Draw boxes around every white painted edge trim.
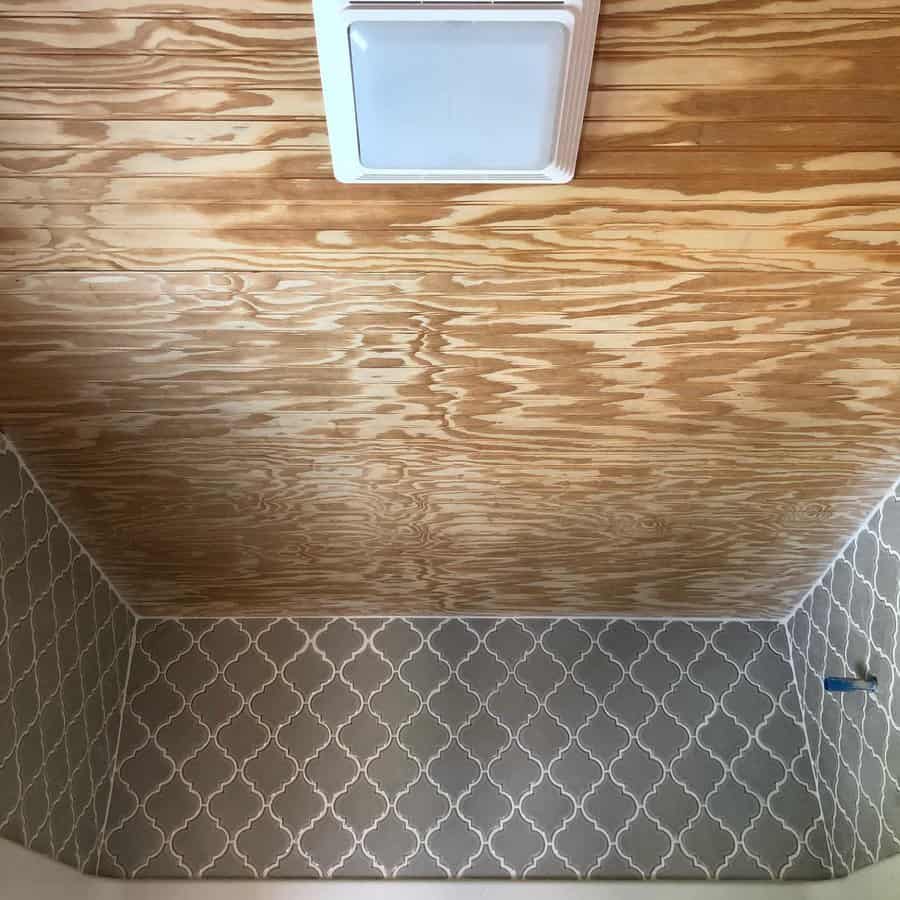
[5,838,900,900]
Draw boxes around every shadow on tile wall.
[0,436,135,873]
[789,480,900,875]
[101,617,829,880]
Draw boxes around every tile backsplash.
[788,480,900,875]
[101,616,828,880]
[0,437,135,872]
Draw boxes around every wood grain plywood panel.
[2,15,899,56]
[11,438,897,618]
[1,2,900,617]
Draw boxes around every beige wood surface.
[2,0,900,616]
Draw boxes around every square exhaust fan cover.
[313,0,601,183]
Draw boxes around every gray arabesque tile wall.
[789,481,900,875]
[0,437,135,873]
[2,433,899,882]
[100,618,829,879]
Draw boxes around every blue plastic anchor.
[823,676,878,693]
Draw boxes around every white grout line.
[0,434,138,620]
[782,620,835,878]
[111,616,824,878]
[95,624,137,877]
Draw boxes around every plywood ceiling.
[2,0,900,618]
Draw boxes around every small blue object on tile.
[823,675,877,693]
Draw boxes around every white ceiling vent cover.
[313,0,601,183]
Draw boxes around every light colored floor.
[3,835,900,900]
